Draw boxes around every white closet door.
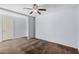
[0,15,2,42]
[2,15,13,40]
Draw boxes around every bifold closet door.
[0,15,2,42]
[2,16,13,40]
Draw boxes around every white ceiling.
[0,4,77,16]
[0,4,32,15]
[0,4,63,16]
[0,4,47,15]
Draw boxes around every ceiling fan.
[23,4,46,14]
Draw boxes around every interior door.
[2,15,13,40]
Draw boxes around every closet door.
[2,15,13,40]
[0,15,2,42]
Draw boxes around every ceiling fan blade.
[29,11,33,14]
[37,11,41,14]
[23,8,32,10]
[38,9,46,11]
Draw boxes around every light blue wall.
[36,5,78,48]
[28,16,35,39]
[78,5,79,48]
[14,17,27,38]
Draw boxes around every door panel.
[0,15,2,42]
[2,15,13,40]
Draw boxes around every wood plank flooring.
[0,37,78,54]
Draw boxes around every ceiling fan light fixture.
[23,4,46,15]
[33,10,37,13]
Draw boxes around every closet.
[0,14,35,42]
[0,15,27,42]
[2,15,14,40]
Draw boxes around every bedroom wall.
[13,16,27,38]
[28,16,36,39]
[78,5,79,49]
[36,5,78,48]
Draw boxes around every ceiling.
[0,4,77,16]
[0,4,63,16]
[0,4,48,16]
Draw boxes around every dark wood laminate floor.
[0,37,78,54]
